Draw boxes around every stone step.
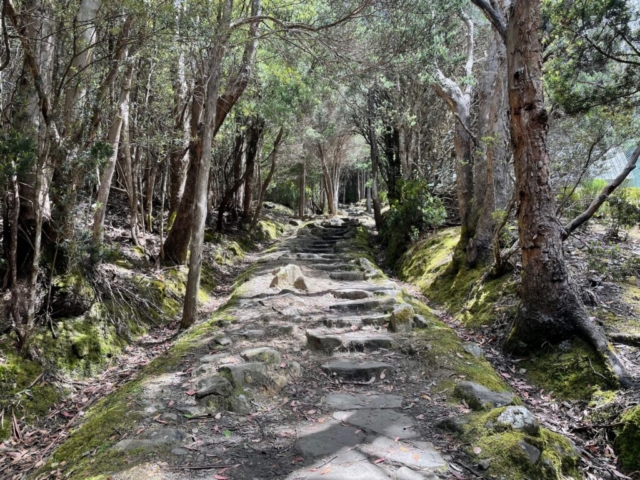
[306,330,394,352]
[321,361,393,380]
[331,289,373,300]
[322,314,389,329]
[330,271,365,281]
[329,297,397,312]
[309,263,355,271]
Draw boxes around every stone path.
[43,214,515,480]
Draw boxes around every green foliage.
[0,131,36,177]
[380,180,446,265]
[544,0,640,113]
[605,190,640,238]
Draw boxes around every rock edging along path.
[36,214,579,480]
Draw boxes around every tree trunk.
[299,159,306,218]
[382,126,402,203]
[474,0,630,385]
[469,28,510,265]
[242,117,264,221]
[181,0,232,329]
[163,79,204,263]
[92,57,135,245]
[251,127,284,231]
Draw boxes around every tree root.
[608,333,640,348]
[575,314,632,388]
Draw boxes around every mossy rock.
[50,272,94,319]
[615,405,640,471]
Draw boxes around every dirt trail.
[36,213,512,480]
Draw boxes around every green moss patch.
[615,405,640,472]
[397,227,517,328]
[522,338,614,400]
[460,409,580,480]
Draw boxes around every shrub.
[380,180,446,265]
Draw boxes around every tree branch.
[470,0,506,41]
[563,143,640,239]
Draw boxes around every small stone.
[519,441,541,464]
[228,394,252,414]
[436,416,468,433]
[195,375,233,399]
[215,336,232,346]
[412,315,429,329]
[171,448,188,456]
[463,342,484,358]
[496,406,540,436]
[477,459,492,470]
[390,304,414,333]
[454,381,515,411]
[161,412,178,422]
[240,347,282,365]
[287,361,303,376]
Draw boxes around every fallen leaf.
[214,476,229,480]
[185,390,196,396]
[306,410,316,415]
[374,458,385,464]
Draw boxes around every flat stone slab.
[325,393,403,409]
[333,410,418,439]
[295,419,366,457]
[302,451,390,480]
[360,436,447,470]
[454,381,515,411]
[322,361,393,380]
